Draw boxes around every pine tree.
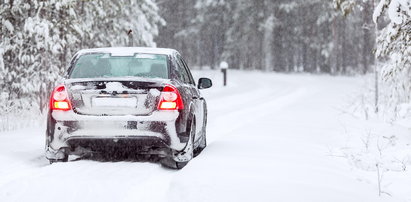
[0,0,165,130]
[373,0,411,114]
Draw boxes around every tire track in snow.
[206,87,310,144]
[201,71,314,144]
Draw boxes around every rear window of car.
[69,53,169,79]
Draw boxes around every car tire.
[46,137,69,164]
[160,158,188,169]
[194,129,206,157]
[194,109,207,157]
[161,116,195,169]
[49,155,69,164]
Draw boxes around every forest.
[0,0,410,128]
[157,0,375,74]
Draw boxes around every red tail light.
[158,85,184,110]
[50,85,71,111]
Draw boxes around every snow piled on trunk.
[0,70,409,202]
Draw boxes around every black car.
[45,47,212,169]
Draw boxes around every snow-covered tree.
[79,0,164,48]
[373,0,411,114]
[0,0,164,130]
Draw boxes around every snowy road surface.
[0,71,405,202]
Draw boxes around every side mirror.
[198,78,212,89]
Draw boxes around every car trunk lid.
[64,78,168,116]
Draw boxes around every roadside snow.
[104,82,129,91]
[0,70,409,202]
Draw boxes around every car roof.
[75,47,177,56]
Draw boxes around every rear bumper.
[52,110,178,122]
[47,110,187,157]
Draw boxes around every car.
[45,47,212,169]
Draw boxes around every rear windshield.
[69,53,169,79]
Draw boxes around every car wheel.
[160,158,188,169]
[194,110,207,157]
[194,129,206,157]
[49,155,68,164]
[161,117,195,169]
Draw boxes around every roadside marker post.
[220,61,228,86]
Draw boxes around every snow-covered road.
[0,71,404,202]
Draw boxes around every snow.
[3,20,14,33]
[373,0,411,117]
[374,0,411,25]
[104,82,131,92]
[51,111,179,122]
[75,47,176,57]
[373,0,387,23]
[0,70,410,202]
[66,77,170,84]
[69,129,163,139]
[91,97,137,107]
[70,85,86,90]
[0,47,4,72]
[388,0,403,24]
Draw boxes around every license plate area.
[92,97,137,108]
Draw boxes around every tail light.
[50,85,71,111]
[158,85,184,110]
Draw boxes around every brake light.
[158,85,184,110]
[50,85,71,111]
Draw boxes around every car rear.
[45,48,188,165]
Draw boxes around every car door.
[175,54,204,142]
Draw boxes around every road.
[0,71,398,202]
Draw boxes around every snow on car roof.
[76,47,177,56]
